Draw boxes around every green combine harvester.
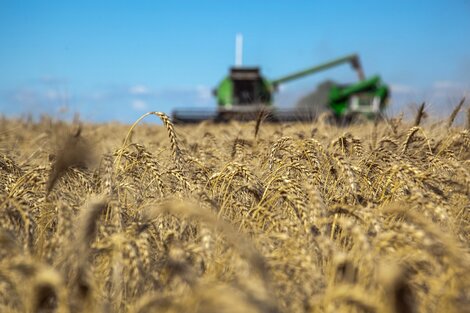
[172,39,389,123]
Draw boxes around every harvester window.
[230,67,264,106]
[233,79,258,105]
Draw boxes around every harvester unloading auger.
[172,38,389,123]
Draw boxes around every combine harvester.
[172,35,389,123]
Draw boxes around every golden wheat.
[0,111,468,313]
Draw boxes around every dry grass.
[0,111,469,313]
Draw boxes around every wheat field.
[0,109,469,313]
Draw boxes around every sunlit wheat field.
[0,110,469,313]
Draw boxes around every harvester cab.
[216,67,272,107]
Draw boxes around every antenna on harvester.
[235,33,243,67]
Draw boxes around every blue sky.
[1,0,469,122]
